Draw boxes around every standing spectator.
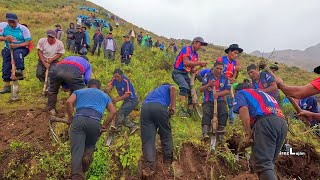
[160,42,165,51]
[91,29,104,56]
[103,32,117,60]
[137,32,143,44]
[154,40,160,47]
[66,23,76,52]
[55,24,64,41]
[74,25,86,54]
[142,33,151,47]
[82,26,90,49]
[36,30,65,85]
[120,35,134,65]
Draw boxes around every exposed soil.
[276,143,320,180]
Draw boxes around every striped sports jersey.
[234,89,284,125]
[216,56,238,78]
[174,46,198,72]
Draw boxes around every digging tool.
[105,118,116,146]
[190,71,203,118]
[42,68,49,96]
[10,45,17,81]
[49,116,106,143]
[210,86,218,151]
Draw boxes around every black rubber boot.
[202,125,210,140]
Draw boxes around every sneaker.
[10,96,19,102]
[0,85,11,94]
[129,125,139,135]
[203,133,210,141]
[49,109,57,116]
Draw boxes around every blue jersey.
[109,75,136,99]
[234,89,284,126]
[0,22,32,49]
[252,71,277,99]
[199,68,211,78]
[144,84,172,107]
[299,96,318,113]
[73,88,111,116]
[216,56,238,78]
[202,73,230,102]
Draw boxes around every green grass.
[0,0,319,179]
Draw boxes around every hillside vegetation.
[0,0,319,180]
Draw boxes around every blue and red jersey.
[233,89,285,126]
[199,68,211,78]
[216,56,238,78]
[311,77,320,91]
[202,73,231,102]
[143,84,172,107]
[108,75,136,99]
[252,71,277,99]
[174,46,198,72]
[299,96,318,113]
[58,56,92,85]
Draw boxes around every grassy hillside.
[0,0,319,179]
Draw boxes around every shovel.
[210,86,218,151]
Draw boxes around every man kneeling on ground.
[66,79,116,180]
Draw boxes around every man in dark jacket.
[66,23,76,51]
[74,25,86,54]
[120,35,134,65]
[91,29,104,56]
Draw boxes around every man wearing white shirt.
[103,32,117,60]
[36,30,65,82]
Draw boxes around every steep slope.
[251,44,320,71]
[0,0,319,179]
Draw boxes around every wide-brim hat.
[314,66,320,74]
[225,44,243,54]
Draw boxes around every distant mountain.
[250,44,320,71]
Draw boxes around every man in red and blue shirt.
[233,83,288,180]
[247,64,279,103]
[172,37,208,117]
[299,96,319,127]
[106,68,139,134]
[48,55,92,115]
[215,44,243,124]
[200,62,230,140]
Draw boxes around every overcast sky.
[89,0,320,53]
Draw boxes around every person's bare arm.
[38,49,47,64]
[200,80,215,92]
[215,89,230,98]
[278,83,319,99]
[66,94,77,124]
[10,40,30,48]
[48,53,63,64]
[103,103,117,128]
[260,82,277,93]
[297,110,320,122]
[239,106,251,137]
[183,56,206,67]
[169,86,177,114]
[113,93,130,103]
[105,85,113,94]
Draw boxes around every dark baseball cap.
[193,37,208,46]
[6,12,18,22]
[46,30,56,37]
[76,25,81,29]
[123,35,129,38]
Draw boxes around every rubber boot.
[0,85,11,94]
[82,148,94,173]
[217,126,225,143]
[202,125,210,141]
[11,81,19,101]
